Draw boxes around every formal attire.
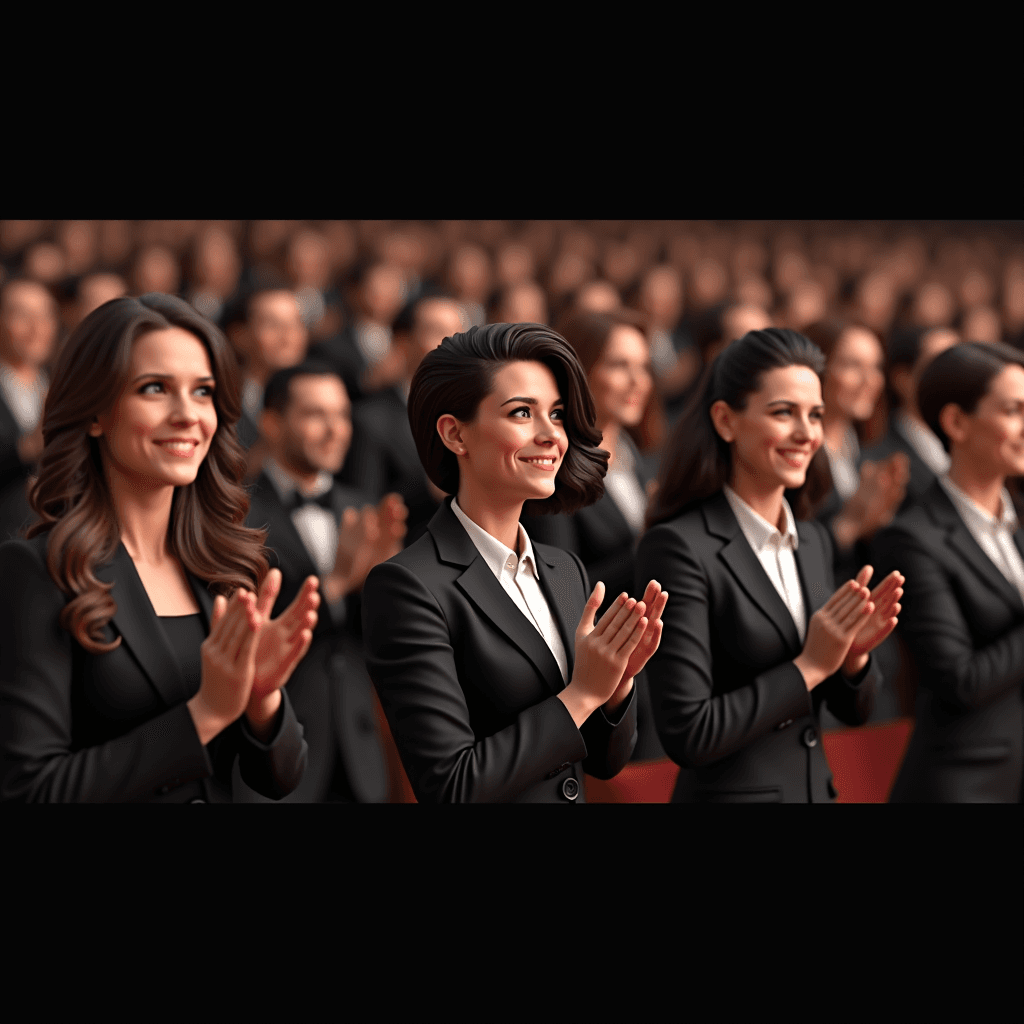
[338,383,440,548]
[635,489,880,803]
[242,462,388,802]
[309,321,390,405]
[0,533,308,802]
[0,371,44,543]
[522,432,665,761]
[361,496,638,802]
[873,478,1024,802]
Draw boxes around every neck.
[456,485,523,555]
[947,453,1004,517]
[898,404,926,431]
[598,420,620,467]
[822,410,851,453]
[0,356,40,387]
[728,470,786,531]
[271,449,320,492]
[108,473,176,565]
[246,364,270,389]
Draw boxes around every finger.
[650,590,669,622]
[280,577,319,628]
[617,614,649,656]
[602,595,639,643]
[855,565,874,588]
[828,580,869,617]
[825,578,864,611]
[641,580,662,608]
[592,589,632,639]
[838,595,873,632]
[576,582,605,637]
[609,599,645,648]
[256,568,281,619]
[222,589,254,657]
[210,593,228,631]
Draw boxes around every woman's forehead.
[754,365,822,403]
[490,360,562,401]
[130,327,212,375]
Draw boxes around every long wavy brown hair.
[27,293,268,654]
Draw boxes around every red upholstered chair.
[821,718,915,803]
[585,760,681,803]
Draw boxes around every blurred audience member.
[0,279,58,540]
[241,361,405,802]
[22,242,66,286]
[573,279,621,314]
[285,227,343,342]
[341,289,463,547]
[131,244,181,296]
[222,281,309,457]
[445,242,491,329]
[66,271,128,332]
[56,221,99,277]
[186,225,242,327]
[912,279,956,329]
[494,240,535,290]
[961,305,1003,345]
[492,280,549,326]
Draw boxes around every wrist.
[245,689,282,741]
[604,676,634,713]
[841,651,869,678]
[558,682,601,731]
[793,654,826,692]
[187,693,232,746]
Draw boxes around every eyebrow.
[131,373,216,384]
[499,396,564,407]
[765,398,824,410]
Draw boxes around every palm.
[848,571,903,657]
[249,570,319,699]
[619,582,668,683]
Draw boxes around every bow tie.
[288,489,335,513]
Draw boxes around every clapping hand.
[605,580,669,712]
[326,494,408,602]
[844,565,904,671]
[834,453,910,549]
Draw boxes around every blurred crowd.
[2,218,1022,800]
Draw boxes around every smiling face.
[711,364,824,495]
[272,373,353,477]
[823,326,885,423]
[90,326,217,494]
[588,324,653,429]
[945,363,1024,480]
[439,360,567,507]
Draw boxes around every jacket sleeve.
[0,540,215,802]
[569,549,638,780]
[635,523,813,769]
[362,559,589,803]
[873,523,1024,712]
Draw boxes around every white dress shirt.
[451,497,569,683]
[263,457,338,577]
[893,409,951,476]
[723,485,807,642]
[939,475,1024,605]
[0,367,46,434]
[603,435,647,535]
[824,426,860,502]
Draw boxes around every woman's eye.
[773,409,791,416]
[511,406,531,418]
[551,408,565,421]
[196,386,214,398]
[140,382,163,394]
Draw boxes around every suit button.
[776,719,793,731]
[802,727,818,748]
[190,798,206,804]
[561,777,579,801]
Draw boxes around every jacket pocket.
[694,786,783,803]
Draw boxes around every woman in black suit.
[635,328,904,803]
[874,342,1024,802]
[361,322,669,802]
[0,294,319,802]
[521,308,665,758]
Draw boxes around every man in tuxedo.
[241,360,407,802]
[0,278,58,542]
[221,280,309,464]
[339,287,464,546]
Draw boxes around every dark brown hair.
[554,307,650,376]
[407,322,608,515]
[645,327,831,529]
[919,340,1024,453]
[27,293,269,654]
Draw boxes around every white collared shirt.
[604,435,647,535]
[939,475,1024,605]
[893,409,951,476]
[723,485,807,642]
[0,366,46,434]
[263,457,338,578]
[824,426,860,502]
[451,497,569,683]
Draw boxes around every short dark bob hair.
[919,340,1024,453]
[646,327,831,528]
[407,322,608,515]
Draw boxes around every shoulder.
[639,504,712,554]
[0,532,54,579]
[365,530,447,598]
[0,533,66,614]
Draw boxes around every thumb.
[577,581,605,637]
[856,565,874,588]
[211,593,227,629]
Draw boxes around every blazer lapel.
[429,500,567,695]
[94,543,191,708]
[794,522,831,614]
[704,491,803,654]
[533,547,578,679]
[929,482,1024,615]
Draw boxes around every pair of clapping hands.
[833,453,910,550]
[322,493,408,605]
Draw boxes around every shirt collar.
[451,497,540,581]
[263,456,334,506]
[939,474,1019,533]
[723,485,799,551]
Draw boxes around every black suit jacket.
[361,497,638,802]
[872,480,1024,802]
[339,385,440,548]
[0,532,308,802]
[243,471,388,803]
[635,491,879,803]
[0,391,36,543]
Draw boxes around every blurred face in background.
[497,282,548,326]
[0,280,58,370]
[639,265,683,329]
[588,324,652,430]
[360,263,405,325]
[823,326,885,423]
[249,291,308,374]
[944,364,1024,481]
[268,373,352,477]
[133,245,181,296]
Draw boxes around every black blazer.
[0,532,308,803]
[872,480,1024,802]
[0,392,35,544]
[635,490,880,803]
[243,472,388,803]
[361,497,638,803]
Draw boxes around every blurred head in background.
[0,278,59,375]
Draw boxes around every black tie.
[289,489,335,513]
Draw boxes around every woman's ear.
[939,402,967,446]
[88,417,102,438]
[437,414,466,456]
[709,400,734,443]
